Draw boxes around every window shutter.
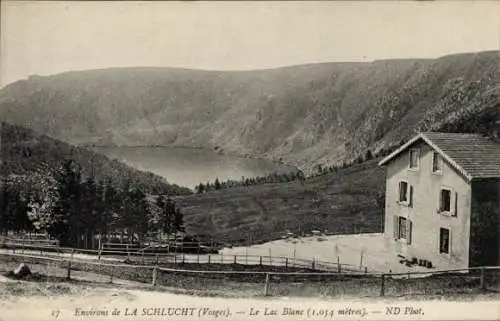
[437,190,442,214]
[409,185,414,207]
[406,220,412,245]
[448,229,452,255]
[393,215,398,240]
[452,192,458,217]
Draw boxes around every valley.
[0,50,498,245]
[0,51,498,170]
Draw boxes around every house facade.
[379,132,500,269]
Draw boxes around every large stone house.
[378,132,500,269]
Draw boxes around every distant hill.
[0,122,192,195]
[0,51,498,169]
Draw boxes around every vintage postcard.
[0,1,499,320]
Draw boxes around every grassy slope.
[177,159,385,244]
[0,122,192,195]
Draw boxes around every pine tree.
[133,188,151,241]
[120,185,150,243]
[214,178,221,190]
[0,179,10,233]
[51,160,83,247]
[365,150,373,161]
[155,194,166,233]
[173,208,185,233]
[196,183,205,194]
[163,197,176,235]
[81,176,98,237]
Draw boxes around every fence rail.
[0,249,499,298]
[0,239,364,273]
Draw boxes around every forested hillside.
[0,122,192,195]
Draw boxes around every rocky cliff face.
[0,51,498,169]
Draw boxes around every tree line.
[194,170,306,193]
[193,149,379,193]
[0,160,185,248]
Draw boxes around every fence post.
[480,267,486,291]
[285,258,288,268]
[259,256,262,266]
[337,256,340,273]
[152,266,158,287]
[182,253,185,264]
[208,255,211,264]
[364,267,368,274]
[264,273,271,296]
[66,259,72,280]
[380,274,385,297]
[233,255,237,264]
[174,254,177,264]
[311,258,315,271]
[221,253,223,264]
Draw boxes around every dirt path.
[0,280,498,321]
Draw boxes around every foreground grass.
[177,159,385,245]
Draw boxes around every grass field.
[177,159,385,245]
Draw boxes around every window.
[409,149,420,169]
[398,217,407,239]
[439,228,450,254]
[432,152,442,173]
[439,188,452,213]
[393,216,412,244]
[399,181,408,203]
[398,181,413,206]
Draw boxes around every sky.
[1,1,499,87]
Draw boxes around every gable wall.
[383,140,472,269]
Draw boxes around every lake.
[92,146,297,189]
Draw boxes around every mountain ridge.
[0,50,498,169]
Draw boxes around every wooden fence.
[0,251,498,298]
[0,239,363,273]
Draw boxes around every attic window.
[432,152,442,173]
[409,148,420,169]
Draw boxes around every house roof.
[378,132,500,181]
